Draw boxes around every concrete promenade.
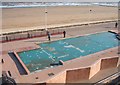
[1,22,120,84]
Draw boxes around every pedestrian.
[63,31,66,38]
[6,36,8,41]
[27,33,30,38]
[115,22,118,28]
[47,31,51,41]
[2,59,4,64]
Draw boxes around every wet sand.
[2,6,117,32]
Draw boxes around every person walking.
[47,31,51,41]
[115,22,118,28]
[2,59,4,64]
[6,36,8,41]
[63,31,66,38]
[27,33,30,38]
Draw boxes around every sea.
[0,2,118,8]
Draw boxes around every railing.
[0,19,116,43]
[94,71,120,85]
[0,28,64,43]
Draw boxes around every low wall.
[100,57,119,70]
[66,67,90,83]
[117,57,120,67]
[9,49,119,83]
[1,20,116,43]
[89,59,101,79]
[46,71,66,83]
[13,51,30,75]
[1,29,64,43]
[44,56,119,83]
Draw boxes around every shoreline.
[1,5,117,9]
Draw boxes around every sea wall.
[1,29,63,43]
[1,20,116,43]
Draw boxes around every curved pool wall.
[18,32,119,72]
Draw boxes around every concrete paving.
[1,22,120,83]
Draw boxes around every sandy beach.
[1,4,120,84]
[2,6,117,33]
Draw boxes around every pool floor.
[18,32,119,72]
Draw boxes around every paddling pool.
[18,32,119,72]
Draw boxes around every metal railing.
[94,71,120,85]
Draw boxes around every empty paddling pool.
[18,32,119,72]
